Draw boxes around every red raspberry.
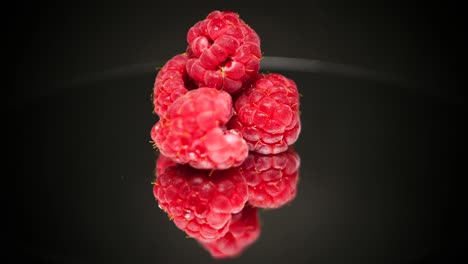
[186,10,261,94]
[153,155,249,242]
[151,88,249,170]
[153,54,197,117]
[240,148,300,208]
[229,73,301,154]
[198,205,260,258]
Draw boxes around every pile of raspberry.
[150,10,301,258]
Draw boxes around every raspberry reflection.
[241,148,300,208]
[153,155,249,242]
[153,148,300,258]
[198,205,260,259]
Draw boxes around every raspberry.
[153,154,249,242]
[151,88,249,170]
[240,148,300,208]
[153,54,196,117]
[186,10,261,93]
[148,9,306,259]
[229,73,301,154]
[198,205,260,258]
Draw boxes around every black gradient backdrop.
[9,1,463,264]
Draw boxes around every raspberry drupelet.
[186,10,261,94]
[229,73,301,154]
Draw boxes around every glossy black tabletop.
[9,1,462,264]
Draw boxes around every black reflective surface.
[9,1,462,264]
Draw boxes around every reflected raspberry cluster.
[150,10,302,258]
[153,149,300,258]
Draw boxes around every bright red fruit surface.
[153,54,195,117]
[240,148,300,208]
[230,73,301,154]
[153,155,249,242]
[186,10,261,93]
[150,10,302,259]
[151,88,248,170]
[198,205,260,258]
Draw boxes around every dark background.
[8,1,463,263]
